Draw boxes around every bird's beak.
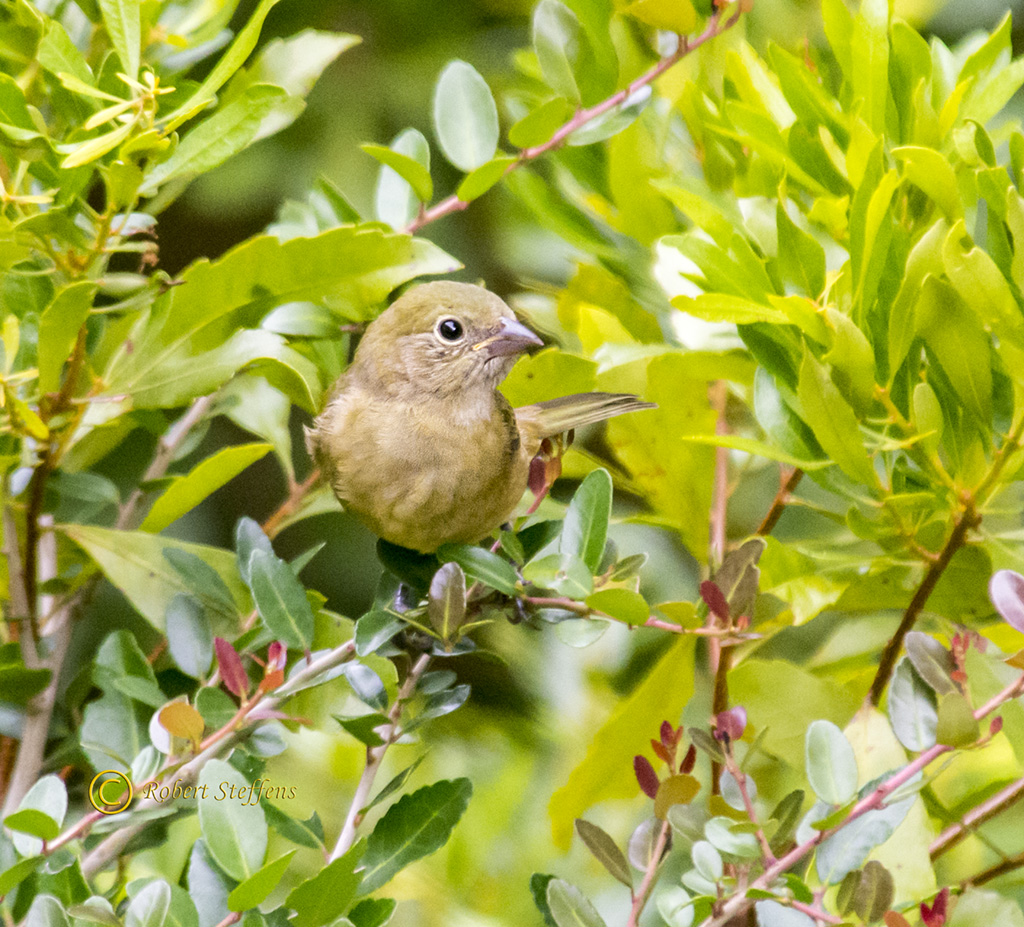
[472,316,544,358]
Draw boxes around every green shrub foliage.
[1,0,1024,925]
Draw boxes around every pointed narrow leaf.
[574,819,632,889]
[286,843,364,927]
[362,143,433,204]
[905,631,957,695]
[560,468,612,573]
[797,348,879,488]
[359,778,472,893]
[141,443,271,532]
[436,544,518,595]
[227,850,295,912]
[98,0,140,79]
[248,548,315,648]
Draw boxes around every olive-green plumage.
[305,281,654,553]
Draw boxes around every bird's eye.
[437,317,464,342]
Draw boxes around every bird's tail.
[515,392,656,446]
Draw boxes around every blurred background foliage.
[5,0,1024,924]
[98,1,1024,924]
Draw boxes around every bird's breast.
[315,389,529,552]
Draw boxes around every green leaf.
[585,588,647,626]
[359,778,472,893]
[533,1,583,102]
[432,60,498,172]
[227,851,295,912]
[428,562,467,643]
[815,779,916,884]
[0,662,52,704]
[523,553,593,599]
[286,843,364,927]
[141,85,289,196]
[22,895,71,927]
[546,879,609,927]
[124,880,171,927]
[950,888,1024,927]
[342,662,388,711]
[37,281,96,394]
[754,900,814,926]
[671,293,789,325]
[81,691,147,774]
[776,202,825,297]
[805,720,858,805]
[349,898,397,927]
[574,819,632,889]
[509,98,571,149]
[942,219,1023,349]
[141,443,271,533]
[904,631,957,696]
[60,525,251,632]
[796,347,879,488]
[247,547,315,649]
[935,691,980,747]
[893,146,961,220]
[560,468,611,573]
[621,0,695,33]
[198,759,268,881]
[160,0,282,132]
[436,544,518,596]
[679,433,828,471]
[164,547,239,623]
[372,128,430,230]
[549,635,696,848]
[0,855,43,895]
[101,225,458,410]
[362,143,433,205]
[355,610,405,657]
[98,0,140,79]
[334,712,388,746]
[165,593,214,679]
[456,155,516,201]
[730,660,860,771]
[850,0,888,134]
[888,658,938,751]
[37,20,94,84]
[3,808,60,840]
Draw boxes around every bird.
[305,281,655,554]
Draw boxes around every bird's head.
[353,281,543,400]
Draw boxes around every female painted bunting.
[305,281,654,553]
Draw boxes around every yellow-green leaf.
[141,443,271,533]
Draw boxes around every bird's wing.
[514,392,655,454]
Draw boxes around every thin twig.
[708,381,731,794]
[330,651,433,861]
[867,500,978,706]
[757,468,803,537]
[930,775,1024,859]
[971,848,1024,886]
[262,468,321,539]
[626,818,671,927]
[704,670,1024,926]
[722,743,774,865]
[117,394,217,530]
[404,7,743,234]
[2,517,73,814]
[47,640,356,871]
